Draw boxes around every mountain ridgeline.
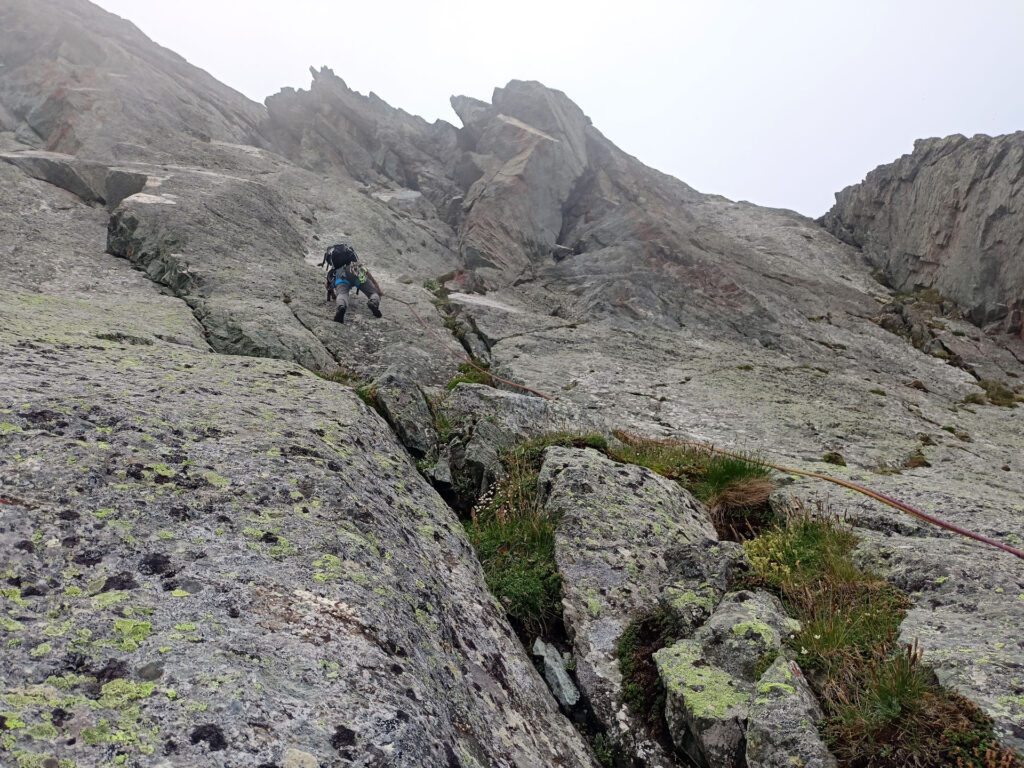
[1,1,1022,767]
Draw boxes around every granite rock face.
[3,0,1024,763]
[821,132,1024,334]
[745,658,836,768]
[0,186,595,768]
[0,0,265,160]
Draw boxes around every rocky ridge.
[822,132,1024,335]
[1,1,1023,765]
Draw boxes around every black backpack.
[321,243,357,270]
[321,244,358,301]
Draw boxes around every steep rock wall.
[821,133,1024,334]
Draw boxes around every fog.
[91,0,1024,216]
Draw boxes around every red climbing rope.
[369,278,1020,561]
[616,430,1024,562]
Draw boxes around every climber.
[321,243,382,324]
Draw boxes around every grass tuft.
[464,433,608,633]
[978,380,1019,408]
[744,507,1021,768]
[823,452,847,466]
[446,360,494,390]
[617,610,676,743]
[609,432,776,539]
[316,367,366,387]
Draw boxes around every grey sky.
[91,0,1024,217]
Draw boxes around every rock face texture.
[0,147,595,768]
[2,0,1024,765]
[0,0,265,160]
[821,133,1024,334]
[538,447,717,765]
[655,591,803,767]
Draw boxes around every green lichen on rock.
[654,641,749,719]
[312,554,344,582]
[112,618,152,651]
[98,680,155,709]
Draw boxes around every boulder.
[540,446,716,763]
[368,365,438,458]
[655,639,752,768]
[532,638,581,710]
[746,657,837,768]
[0,277,596,768]
[659,541,750,638]
[654,590,800,767]
[433,383,607,506]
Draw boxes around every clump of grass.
[745,509,1020,767]
[904,451,931,469]
[464,433,607,633]
[978,380,1019,408]
[316,366,366,387]
[446,360,494,390]
[609,432,776,539]
[823,452,847,466]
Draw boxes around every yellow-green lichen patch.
[654,641,750,720]
[92,591,130,610]
[732,618,781,644]
[1,711,27,729]
[29,642,52,658]
[97,680,155,709]
[25,723,58,741]
[757,681,795,696]
[666,584,715,616]
[312,554,345,582]
[204,471,229,488]
[112,618,152,651]
[2,588,29,607]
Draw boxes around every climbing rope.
[616,430,1024,562]
[368,276,1021,561]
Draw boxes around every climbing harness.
[616,430,1024,562]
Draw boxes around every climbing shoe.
[370,304,382,318]
[333,307,345,324]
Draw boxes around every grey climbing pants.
[335,282,380,313]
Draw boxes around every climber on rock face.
[320,243,382,324]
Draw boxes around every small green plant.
[904,451,931,469]
[744,508,1020,768]
[446,360,494,390]
[978,380,1019,408]
[823,452,847,466]
[869,389,887,397]
[464,433,608,633]
[316,367,366,387]
[617,610,676,740]
[608,432,776,539]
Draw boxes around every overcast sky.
[91,0,1024,217]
